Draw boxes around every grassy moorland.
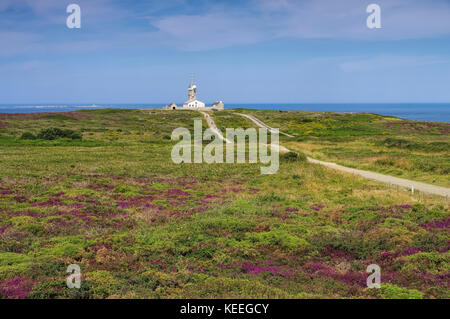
[218,109,449,187]
[0,109,448,299]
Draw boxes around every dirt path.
[308,158,450,197]
[236,113,295,137]
[200,111,289,153]
[199,111,231,143]
[238,113,450,197]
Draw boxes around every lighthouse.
[187,81,196,101]
[163,75,224,110]
[183,76,206,108]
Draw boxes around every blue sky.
[1,0,450,104]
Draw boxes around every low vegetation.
[0,108,448,299]
[221,109,449,187]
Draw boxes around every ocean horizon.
[0,103,449,123]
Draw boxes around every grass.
[219,109,449,187]
[0,108,448,299]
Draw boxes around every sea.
[0,103,449,123]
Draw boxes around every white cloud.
[149,0,450,50]
[2,0,450,55]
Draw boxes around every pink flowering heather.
[322,246,354,260]
[167,188,190,197]
[0,224,11,234]
[420,217,450,230]
[380,251,398,260]
[400,247,421,256]
[52,192,65,197]
[310,204,325,211]
[396,204,413,210]
[0,277,35,299]
[31,198,63,207]
[149,260,167,269]
[305,263,366,287]
[241,262,295,278]
[205,194,221,199]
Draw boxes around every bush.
[69,131,82,140]
[380,138,449,152]
[20,132,36,140]
[280,151,307,163]
[36,128,82,140]
[381,138,413,149]
[177,276,289,298]
[378,283,423,299]
[246,230,309,249]
[84,270,120,298]
[113,185,133,193]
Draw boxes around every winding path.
[200,111,289,153]
[236,113,294,137]
[200,111,231,143]
[237,112,450,197]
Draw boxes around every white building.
[182,81,205,108]
[163,78,224,111]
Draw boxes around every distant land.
[1,103,449,122]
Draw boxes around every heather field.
[0,109,448,299]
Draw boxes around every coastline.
[0,103,449,123]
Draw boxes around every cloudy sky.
[1,0,450,104]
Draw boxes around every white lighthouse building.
[183,80,205,108]
[163,76,224,111]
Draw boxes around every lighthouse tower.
[183,75,205,108]
[187,81,197,101]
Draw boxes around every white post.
[411,186,414,194]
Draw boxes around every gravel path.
[200,111,232,143]
[236,113,295,137]
[238,113,450,197]
[200,111,289,153]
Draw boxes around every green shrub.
[381,138,413,149]
[380,138,449,152]
[246,230,309,249]
[84,270,120,298]
[28,279,65,298]
[20,132,36,140]
[378,283,423,299]
[37,128,82,140]
[113,185,133,193]
[9,216,45,236]
[412,231,447,252]
[176,276,289,298]
[402,251,449,274]
[0,252,32,277]
[308,229,397,259]
[280,151,307,163]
